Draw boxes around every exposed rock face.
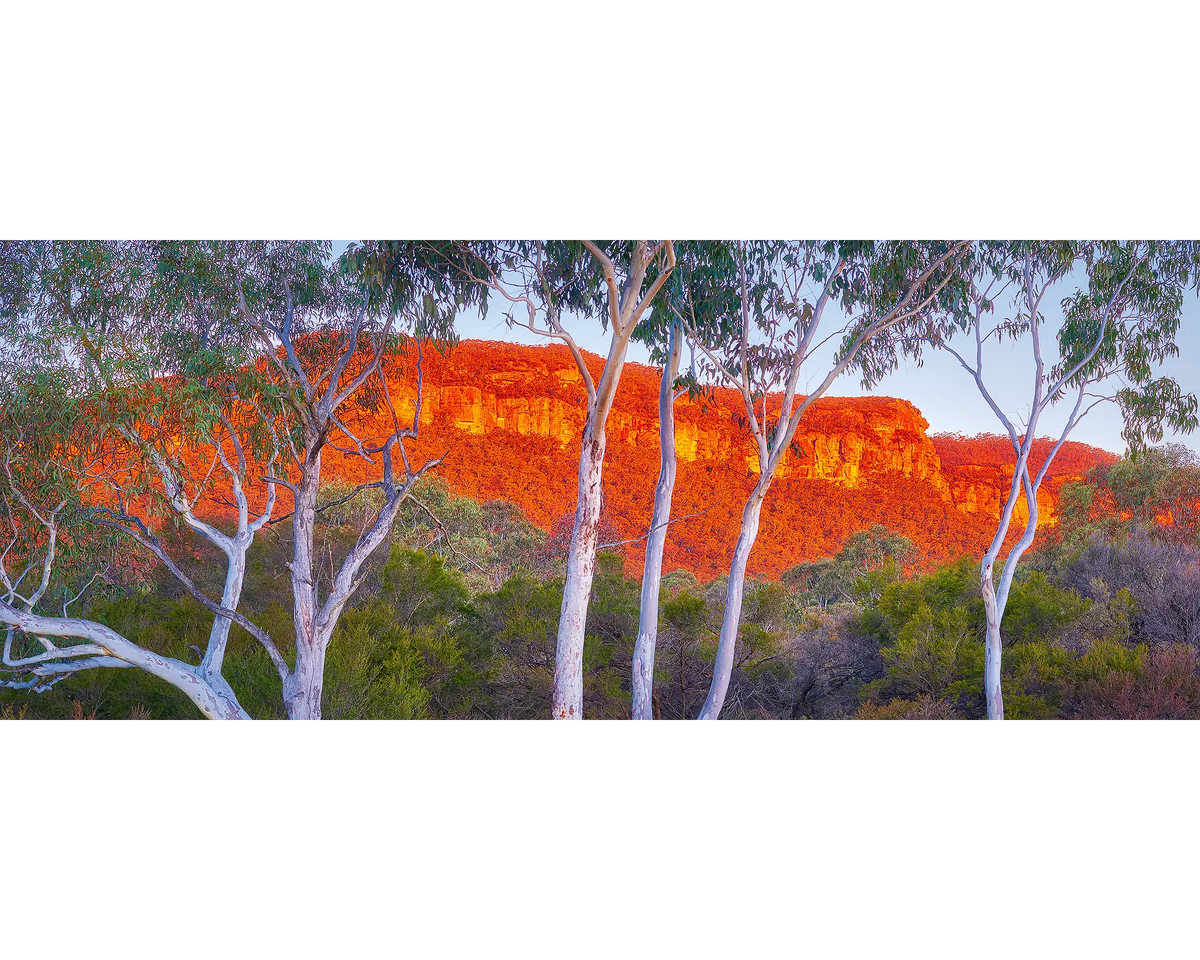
[390,379,582,445]
[390,349,953,483]
[376,340,1112,528]
[943,465,1062,527]
[735,398,951,500]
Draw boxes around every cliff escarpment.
[379,344,953,489]
[319,340,1117,579]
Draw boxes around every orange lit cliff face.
[931,433,1118,531]
[321,340,1118,580]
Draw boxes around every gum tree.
[684,240,971,719]
[0,240,487,719]
[629,317,685,720]
[630,241,737,720]
[450,241,676,719]
[218,236,489,720]
[926,240,1198,719]
[0,379,285,718]
[0,240,289,717]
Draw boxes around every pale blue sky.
[333,242,1199,455]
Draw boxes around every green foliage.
[459,573,560,718]
[646,241,974,452]
[784,525,915,607]
[1001,571,1090,645]
[660,568,700,596]
[1073,583,1136,648]
[851,554,1159,718]
[656,589,714,705]
[703,575,729,608]
[1053,445,1200,556]
[7,522,1197,721]
[384,477,549,592]
[859,556,982,646]
[741,580,794,634]
[661,591,707,635]
[338,241,496,338]
[1074,643,1200,719]
[373,549,470,628]
[997,642,1079,719]
[321,608,433,720]
[314,479,388,531]
[879,601,978,702]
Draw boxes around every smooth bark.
[446,241,678,718]
[545,241,676,719]
[553,422,608,718]
[0,600,249,719]
[981,562,1005,720]
[280,426,435,719]
[632,323,683,720]
[0,416,277,718]
[691,241,970,718]
[942,246,1144,718]
[698,487,766,720]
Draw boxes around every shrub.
[855,696,959,719]
[1074,644,1200,719]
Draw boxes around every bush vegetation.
[4,450,1200,720]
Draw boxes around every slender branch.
[268,480,385,527]
[597,509,709,550]
[87,512,290,682]
[63,570,105,618]
[450,243,600,404]
[580,240,622,334]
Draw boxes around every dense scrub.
[5,448,1199,720]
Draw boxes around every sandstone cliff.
[397,377,951,492]
[313,339,1121,578]
[375,340,1112,527]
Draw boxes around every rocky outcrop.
[944,465,1061,527]
[372,340,1114,531]
[735,398,951,500]
[386,380,582,446]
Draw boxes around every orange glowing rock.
[149,339,1118,581]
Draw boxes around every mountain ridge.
[319,339,1117,578]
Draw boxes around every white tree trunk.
[200,672,251,719]
[200,545,246,679]
[0,600,250,719]
[286,444,327,720]
[550,317,641,719]
[697,487,767,720]
[981,561,1005,721]
[120,645,250,719]
[632,329,682,720]
[285,630,329,720]
[552,423,606,719]
[979,474,1039,722]
[277,428,432,719]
